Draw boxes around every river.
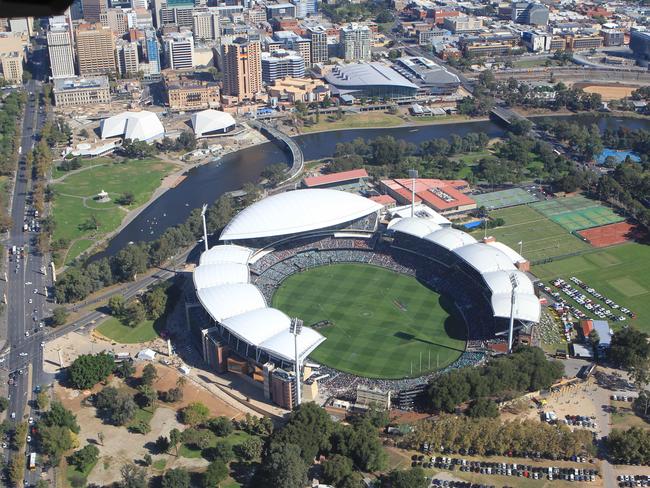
[95,114,650,260]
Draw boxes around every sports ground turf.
[533,243,650,332]
[271,263,466,379]
[531,195,624,232]
[473,188,539,210]
[470,205,590,263]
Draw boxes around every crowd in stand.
[245,233,506,399]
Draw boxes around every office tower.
[101,8,129,35]
[144,28,160,74]
[261,49,305,83]
[164,31,194,69]
[47,24,76,78]
[222,37,261,100]
[291,0,307,19]
[70,0,85,20]
[340,23,371,61]
[76,23,117,76]
[307,25,327,65]
[511,2,549,26]
[131,0,147,8]
[192,11,219,41]
[9,18,34,36]
[271,31,311,68]
[116,39,139,76]
[0,52,23,83]
[82,0,106,22]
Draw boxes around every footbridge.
[248,119,304,182]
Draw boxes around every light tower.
[290,317,303,407]
[508,273,519,353]
[200,203,209,253]
[408,169,418,217]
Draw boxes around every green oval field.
[271,263,466,379]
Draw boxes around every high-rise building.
[307,26,327,65]
[192,11,219,41]
[9,18,35,36]
[339,23,371,61]
[81,0,106,22]
[116,39,139,76]
[222,37,261,101]
[261,49,305,83]
[47,24,76,78]
[144,28,161,74]
[100,8,129,35]
[270,31,311,68]
[0,52,23,83]
[511,2,549,26]
[70,0,85,20]
[131,0,147,8]
[76,23,117,76]
[164,31,194,70]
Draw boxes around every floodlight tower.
[508,274,519,353]
[290,318,303,406]
[408,169,418,217]
[200,203,209,253]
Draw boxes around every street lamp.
[508,274,519,354]
[289,318,303,407]
[408,169,418,217]
[200,203,208,253]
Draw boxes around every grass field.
[533,243,650,331]
[473,188,539,210]
[532,195,624,232]
[301,112,404,133]
[272,263,466,379]
[96,317,159,343]
[470,205,590,263]
[51,157,177,264]
[52,156,113,180]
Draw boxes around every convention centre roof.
[191,109,236,138]
[325,62,419,91]
[220,189,382,241]
[100,111,164,142]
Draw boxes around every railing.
[248,119,304,183]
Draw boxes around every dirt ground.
[54,364,245,486]
[579,84,636,101]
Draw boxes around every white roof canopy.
[100,111,164,142]
[221,307,291,347]
[423,227,477,250]
[197,283,266,322]
[191,109,236,138]
[199,244,252,266]
[388,217,441,238]
[193,263,249,290]
[491,292,541,323]
[453,243,517,273]
[485,240,527,264]
[259,327,326,363]
[482,270,534,296]
[220,189,382,241]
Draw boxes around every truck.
[28,452,36,470]
[23,223,28,232]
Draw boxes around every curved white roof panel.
[199,244,252,266]
[100,111,164,142]
[191,109,236,138]
[423,227,477,250]
[485,240,526,264]
[388,217,441,238]
[197,283,266,322]
[482,270,534,295]
[220,189,382,241]
[260,327,326,363]
[492,292,541,323]
[221,307,291,346]
[193,263,249,290]
[453,243,516,274]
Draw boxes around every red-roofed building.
[379,178,476,215]
[369,194,396,208]
[302,168,369,190]
[581,319,594,338]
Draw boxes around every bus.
[28,452,36,470]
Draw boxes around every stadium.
[192,189,541,409]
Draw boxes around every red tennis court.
[578,222,640,247]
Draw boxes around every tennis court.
[470,205,590,263]
[578,222,640,248]
[531,195,624,232]
[473,188,539,210]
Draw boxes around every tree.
[36,391,49,410]
[112,244,148,281]
[143,453,152,466]
[117,191,135,206]
[69,444,100,471]
[176,131,197,152]
[180,402,210,426]
[68,352,115,390]
[170,428,182,456]
[141,363,158,386]
[115,359,135,379]
[235,435,263,461]
[208,416,234,437]
[0,396,8,412]
[8,456,25,486]
[138,384,156,410]
[261,163,287,186]
[123,301,146,328]
[203,459,229,487]
[41,401,80,433]
[155,435,170,453]
[96,386,137,425]
[609,327,650,370]
[466,398,499,418]
[323,454,354,487]
[39,425,75,464]
[120,463,148,488]
[382,467,428,488]
[162,468,190,488]
[142,286,167,320]
[108,295,126,317]
[52,306,69,326]
[258,443,308,488]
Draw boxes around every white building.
[100,111,165,142]
[47,25,76,79]
[192,11,220,41]
[116,40,140,77]
[191,109,236,138]
[165,31,194,70]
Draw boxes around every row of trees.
[35,401,81,465]
[108,284,169,328]
[55,193,236,303]
[422,347,564,413]
[406,414,595,459]
[607,427,650,465]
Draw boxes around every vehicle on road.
[19,352,27,357]
[24,331,29,337]
[28,451,36,470]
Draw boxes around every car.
[19,352,27,357]
[28,417,33,424]
[28,299,32,304]
[10,412,15,419]
[40,342,44,348]
[33,288,37,294]
[26,435,31,443]
[24,331,29,337]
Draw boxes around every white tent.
[137,348,156,361]
[100,111,165,142]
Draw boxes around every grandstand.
[191,188,541,408]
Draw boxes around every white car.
[28,417,33,424]
[33,289,37,294]
[24,331,29,337]
[40,342,44,348]
[26,435,31,443]
[28,299,32,304]
[19,352,27,357]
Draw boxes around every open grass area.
[470,205,590,263]
[65,457,98,487]
[301,112,404,133]
[272,263,466,379]
[96,317,159,344]
[511,57,567,69]
[533,243,650,331]
[52,156,113,180]
[51,157,177,265]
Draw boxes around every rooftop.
[303,168,369,188]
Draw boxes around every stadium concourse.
[191,189,542,408]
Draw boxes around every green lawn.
[51,157,177,264]
[533,243,650,331]
[152,458,167,471]
[65,457,98,487]
[470,205,590,263]
[272,263,466,379]
[301,112,404,132]
[180,430,253,459]
[52,156,113,180]
[531,195,624,232]
[455,150,493,165]
[96,317,159,344]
